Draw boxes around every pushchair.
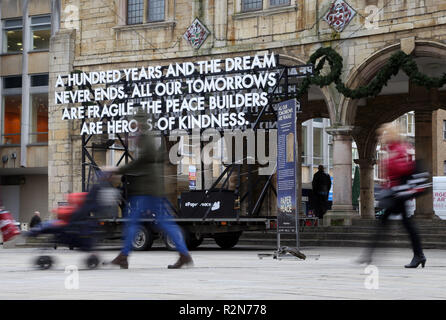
[27,172,121,270]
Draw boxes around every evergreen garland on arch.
[296,47,446,100]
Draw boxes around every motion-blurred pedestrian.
[358,123,426,268]
[106,114,192,269]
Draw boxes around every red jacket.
[382,141,415,188]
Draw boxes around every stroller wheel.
[35,255,53,270]
[86,254,100,269]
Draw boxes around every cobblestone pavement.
[0,245,445,299]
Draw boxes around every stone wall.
[433,109,446,176]
[58,1,446,67]
[55,0,446,125]
[48,29,81,212]
[49,0,446,216]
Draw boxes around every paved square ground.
[0,245,445,299]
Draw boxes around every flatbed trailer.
[98,216,276,251]
[75,57,315,252]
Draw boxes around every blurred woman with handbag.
[358,123,426,268]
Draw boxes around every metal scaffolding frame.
[69,56,314,218]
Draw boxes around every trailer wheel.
[35,255,53,270]
[187,232,203,250]
[132,225,153,251]
[86,254,100,269]
[164,227,187,251]
[214,231,242,249]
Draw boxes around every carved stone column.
[354,158,376,219]
[414,110,435,219]
[324,127,357,226]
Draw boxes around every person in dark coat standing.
[312,165,332,219]
[29,211,42,228]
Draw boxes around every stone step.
[239,221,446,249]
[237,238,446,249]
[249,223,446,235]
[351,218,446,227]
[14,238,446,250]
[13,222,446,250]
[240,232,446,243]
[299,227,446,234]
[242,228,446,237]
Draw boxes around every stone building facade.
[46,0,446,222]
[0,0,60,224]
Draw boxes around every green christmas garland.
[296,47,446,100]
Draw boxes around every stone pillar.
[324,127,356,226]
[354,158,376,219]
[214,0,228,47]
[48,29,76,212]
[331,131,353,210]
[414,110,435,219]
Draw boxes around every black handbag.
[376,186,397,210]
[375,160,431,210]
[392,171,431,201]
[395,160,431,200]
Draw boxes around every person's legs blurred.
[150,196,192,268]
[155,212,189,255]
[111,196,146,269]
[358,207,392,264]
[401,207,423,256]
[401,205,426,268]
[121,196,147,256]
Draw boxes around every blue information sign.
[277,99,299,234]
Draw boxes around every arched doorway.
[341,41,446,220]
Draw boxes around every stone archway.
[340,40,446,220]
[340,40,446,126]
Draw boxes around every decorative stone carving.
[323,0,357,33]
[183,18,210,49]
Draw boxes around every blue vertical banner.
[277,99,299,234]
